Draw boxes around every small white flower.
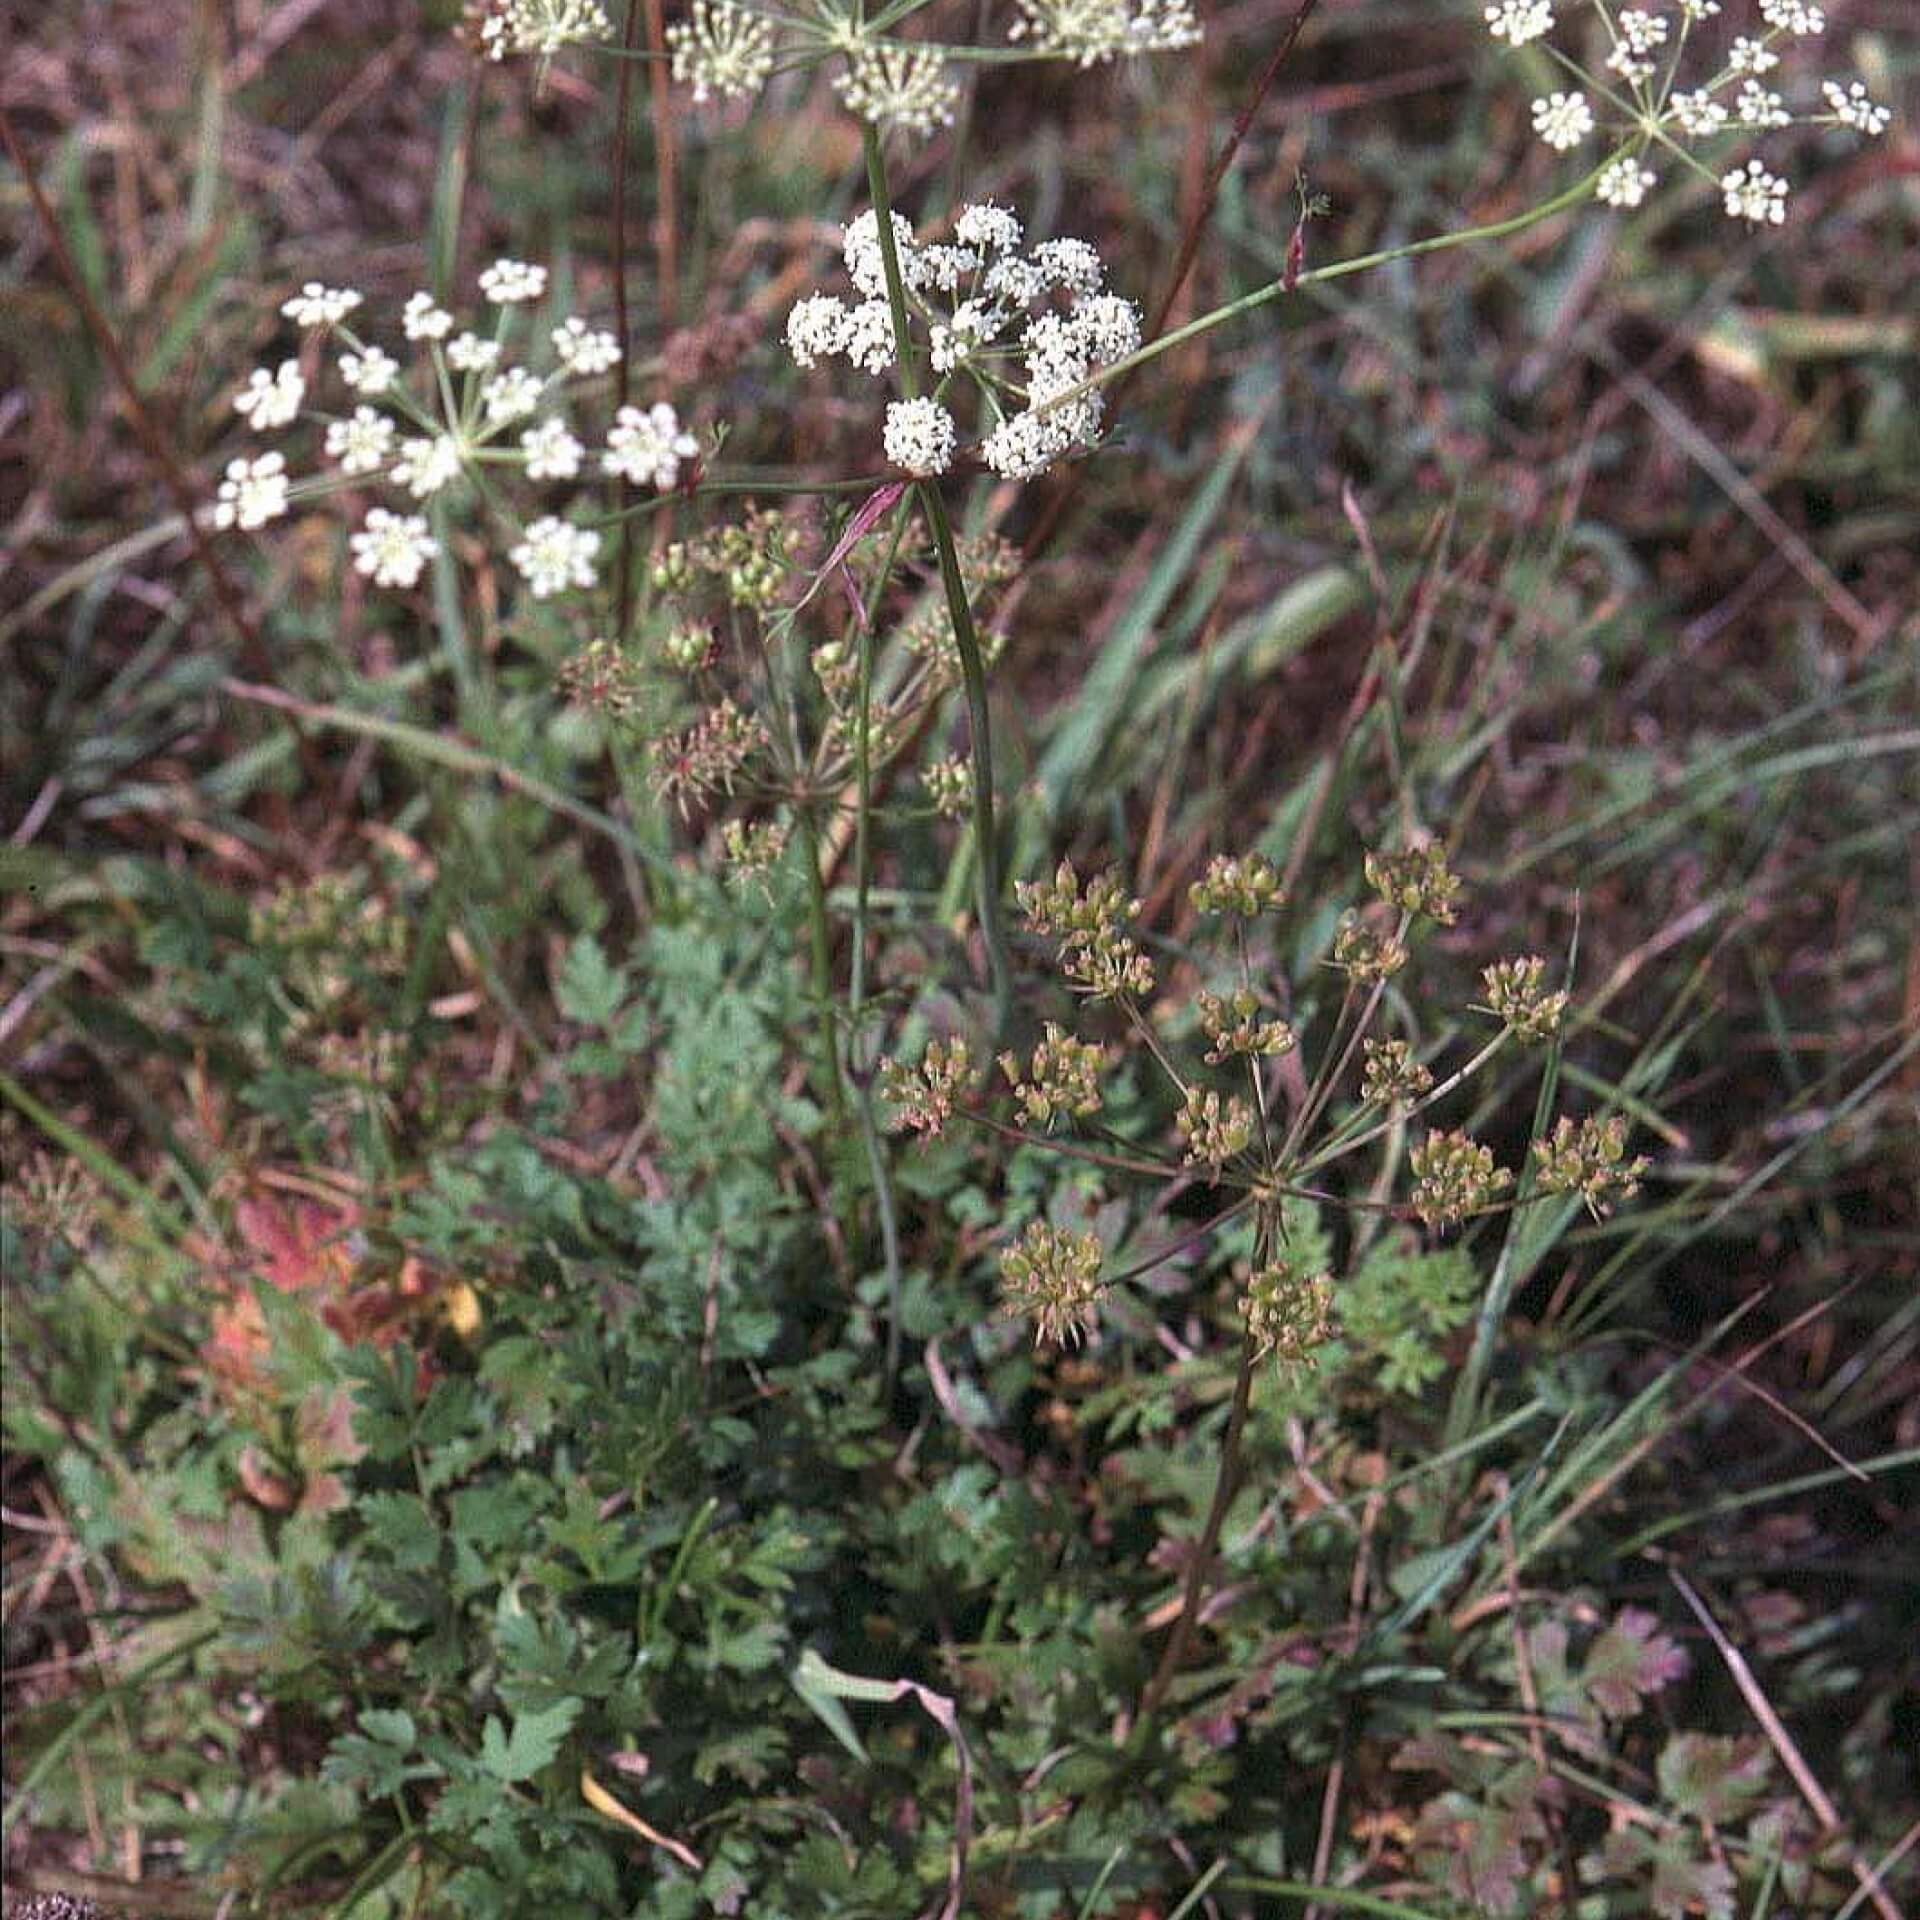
[1676,0,1719,17]
[882,398,957,477]
[403,292,454,341]
[482,365,545,424]
[551,317,623,375]
[1729,36,1778,75]
[1068,292,1141,364]
[1484,0,1553,45]
[955,202,1024,255]
[352,508,437,590]
[918,244,982,293]
[930,300,1002,373]
[981,409,1072,482]
[603,402,700,489]
[339,344,399,394]
[787,294,849,368]
[479,258,548,305]
[233,360,305,431]
[325,405,396,475]
[447,332,502,373]
[281,281,363,328]
[1596,155,1658,208]
[213,451,290,530]
[511,515,601,597]
[1531,90,1594,151]
[350,508,438,588]
[1759,0,1823,33]
[1008,0,1201,65]
[1722,159,1789,224]
[1737,79,1791,128]
[840,300,898,376]
[1605,46,1656,84]
[1033,238,1105,294]
[520,415,584,480]
[666,0,774,103]
[1822,79,1890,136]
[393,433,463,498]
[832,43,959,138]
[1668,88,1728,137]
[1613,8,1668,53]
[843,209,926,299]
[480,0,611,59]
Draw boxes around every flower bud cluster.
[1331,913,1409,985]
[559,636,649,719]
[1017,860,1155,1001]
[1178,1087,1255,1178]
[1360,1038,1434,1110]
[879,1036,975,1136]
[1532,1114,1650,1217]
[1189,851,1286,918]
[1365,842,1462,925]
[1480,955,1570,1043]
[1244,1258,1336,1371]
[999,1023,1105,1130]
[1409,1129,1513,1229]
[651,698,768,814]
[1000,1221,1107,1348]
[1197,989,1295,1065]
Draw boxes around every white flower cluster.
[832,42,960,137]
[666,0,775,103]
[1488,1,1892,227]
[1007,0,1201,66]
[787,204,1140,482]
[216,261,707,603]
[478,0,611,60]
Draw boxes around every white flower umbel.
[1596,156,1657,208]
[447,332,502,374]
[552,317,622,375]
[281,282,363,328]
[791,202,1137,483]
[214,452,290,530]
[666,0,773,103]
[393,433,464,499]
[479,0,610,59]
[1821,80,1890,136]
[1532,90,1593,150]
[833,44,959,137]
[521,416,584,480]
[883,398,957,477]
[1485,0,1553,46]
[511,516,601,597]
[1759,0,1824,33]
[325,406,396,475]
[1483,0,1889,235]
[340,345,399,395]
[1007,0,1201,67]
[351,508,438,588]
[233,361,305,431]
[479,258,549,305]
[1722,159,1789,224]
[403,292,454,341]
[482,366,545,425]
[603,402,700,490]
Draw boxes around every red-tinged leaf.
[1584,1606,1689,1719]
[1658,1733,1772,1824]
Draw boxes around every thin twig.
[611,0,644,643]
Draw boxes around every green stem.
[1040,162,1612,429]
[797,807,849,1133]
[862,121,1013,1021]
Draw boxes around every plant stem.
[1042,163,1612,429]
[1134,1317,1263,1736]
[797,807,850,1133]
[861,123,1014,1022]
